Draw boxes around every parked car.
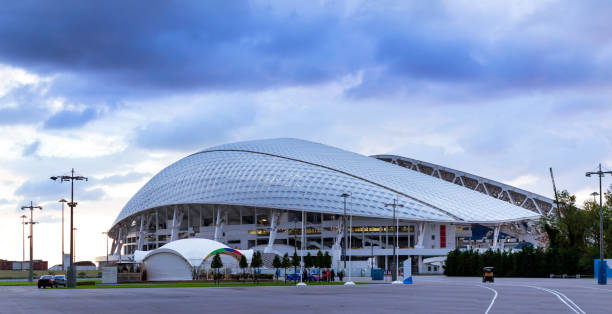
[286,272,315,282]
[38,275,54,288]
[53,275,66,287]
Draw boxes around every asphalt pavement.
[0,277,610,314]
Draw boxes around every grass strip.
[74,281,389,289]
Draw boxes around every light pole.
[21,201,42,282]
[20,215,27,271]
[50,168,88,288]
[340,193,350,272]
[385,198,404,283]
[73,228,78,263]
[297,191,307,286]
[345,193,355,285]
[586,164,612,285]
[59,199,67,270]
[102,231,109,265]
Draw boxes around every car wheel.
[38,285,41,288]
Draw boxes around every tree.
[305,252,313,269]
[251,251,263,283]
[324,251,332,269]
[272,255,282,280]
[292,251,300,273]
[239,255,248,279]
[211,253,223,284]
[316,250,324,280]
[282,253,291,283]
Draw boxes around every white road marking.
[526,285,586,314]
[478,285,498,314]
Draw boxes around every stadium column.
[116,227,123,259]
[415,222,425,248]
[492,225,500,250]
[170,206,181,242]
[214,208,224,242]
[155,209,159,247]
[265,209,279,253]
[110,238,117,255]
[137,215,144,251]
[332,217,344,268]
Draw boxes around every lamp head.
[50,176,58,181]
[340,193,350,198]
[59,199,67,203]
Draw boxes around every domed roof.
[142,238,251,267]
[112,138,539,230]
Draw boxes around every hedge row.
[443,246,593,277]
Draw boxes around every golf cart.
[482,266,494,283]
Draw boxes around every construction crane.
[549,167,561,217]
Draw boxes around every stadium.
[103,138,553,274]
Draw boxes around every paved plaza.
[0,277,610,313]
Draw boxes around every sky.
[1,0,611,266]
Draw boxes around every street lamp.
[21,201,42,282]
[20,215,27,271]
[59,199,67,270]
[340,193,350,272]
[102,231,109,265]
[385,198,404,284]
[50,168,88,288]
[73,228,78,263]
[345,193,355,286]
[586,164,612,285]
[297,191,307,286]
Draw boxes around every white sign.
[102,266,117,284]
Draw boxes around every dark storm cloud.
[0,1,610,102]
[0,1,351,94]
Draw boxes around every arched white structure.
[140,239,253,281]
[105,138,546,275]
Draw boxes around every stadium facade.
[105,138,552,274]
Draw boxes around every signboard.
[102,266,117,284]
[403,258,413,284]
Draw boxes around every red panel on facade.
[440,225,446,248]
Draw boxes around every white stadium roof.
[112,138,539,231]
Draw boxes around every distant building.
[74,261,97,271]
[0,259,48,271]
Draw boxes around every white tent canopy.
[136,238,253,281]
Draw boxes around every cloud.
[22,140,40,157]
[93,172,151,185]
[134,104,257,151]
[0,84,52,125]
[0,198,13,204]
[0,1,609,108]
[14,179,105,206]
[43,107,99,129]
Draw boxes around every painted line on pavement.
[478,285,498,314]
[525,285,585,314]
